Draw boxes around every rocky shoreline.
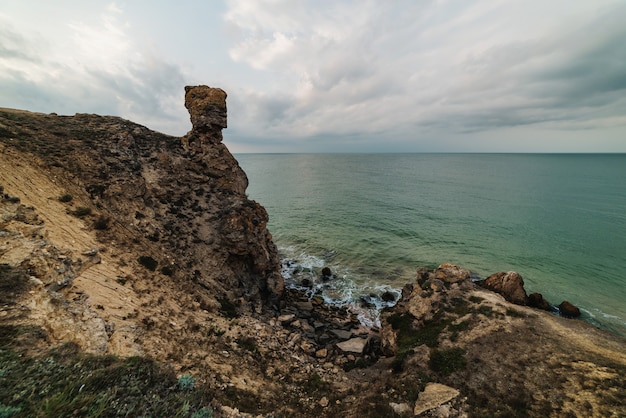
[1,87,625,417]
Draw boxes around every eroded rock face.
[184,85,227,132]
[171,86,284,308]
[481,271,528,305]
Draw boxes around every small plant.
[191,407,213,418]
[218,297,239,319]
[208,326,225,337]
[71,207,92,218]
[93,215,110,230]
[58,194,73,203]
[138,255,158,271]
[177,374,195,391]
[469,295,484,304]
[429,347,467,376]
[236,337,258,353]
[0,404,21,418]
[506,308,526,318]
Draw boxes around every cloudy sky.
[2,1,625,152]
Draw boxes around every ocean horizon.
[237,153,626,337]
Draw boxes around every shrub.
[469,295,484,304]
[218,297,238,319]
[138,255,158,271]
[191,407,213,418]
[93,215,110,230]
[58,194,73,203]
[429,347,467,376]
[178,374,195,391]
[71,207,92,218]
[0,404,21,418]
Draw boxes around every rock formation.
[558,300,581,318]
[1,86,283,314]
[379,264,626,418]
[480,271,528,305]
[528,292,551,311]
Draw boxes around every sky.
[1,0,625,153]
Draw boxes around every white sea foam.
[279,248,401,327]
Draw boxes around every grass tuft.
[429,347,467,376]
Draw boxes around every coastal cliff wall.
[1,86,283,315]
[0,86,284,363]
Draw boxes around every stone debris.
[413,383,460,416]
[389,402,412,415]
[336,337,369,354]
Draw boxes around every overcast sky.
[1,1,625,152]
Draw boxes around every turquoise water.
[237,153,626,335]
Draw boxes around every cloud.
[0,4,188,135]
[2,1,625,151]
[223,0,626,146]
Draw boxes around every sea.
[236,153,626,337]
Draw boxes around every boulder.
[184,85,227,132]
[277,314,295,325]
[413,383,460,416]
[416,267,431,283]
[336,337,369,354]
[528,292,551,311]
[558,301,581,318]
[481,271,528,305]
[331,329,353,340]
[434,263,471,284]
[381,291,396,302]
[321,267,332,280]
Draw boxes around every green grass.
[0,342,215,417]
[387,313,450,372]
[429,347,467,376]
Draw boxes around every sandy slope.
[1,143,142,355]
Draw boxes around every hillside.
[1,87,625,417]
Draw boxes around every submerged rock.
[481,271,528,305]
[321,267,333,280]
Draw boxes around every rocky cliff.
[0,86,284,374]
[1,86,283,313]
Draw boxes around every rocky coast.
[1,86,625,417]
